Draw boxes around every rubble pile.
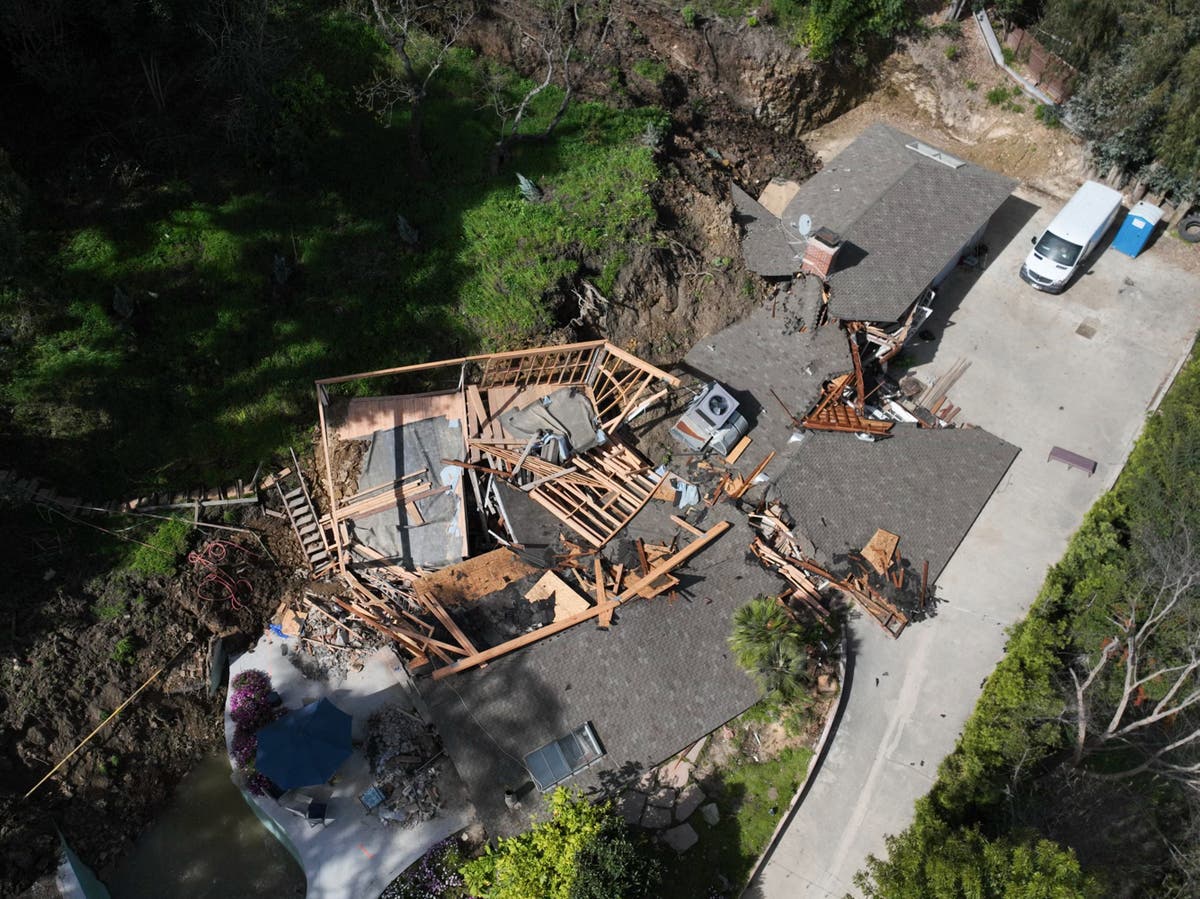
[366,704,446,828]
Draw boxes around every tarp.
[499,388,599,456]
[255,698,353,790]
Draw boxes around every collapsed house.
[274,124,1022,839]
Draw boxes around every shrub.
[229,672,279,732]
[384,838,467,899]
[945,45,959,61]
[111,635,137,665]
[729,596,822,702]
[1001,45,1016,66]
[855,800,1100,898]
[1035,103,1062,128]
[632,59,667,84]
[245,770,276,797]
[462,789,659,899]
[681,5,697,28]
[985,85,1011,105]
[231,668,272,698]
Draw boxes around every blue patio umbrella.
[255,698,353,790]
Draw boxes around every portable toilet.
[1112,200,1164,258]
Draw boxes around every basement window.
[524,722,605,791]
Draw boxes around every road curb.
[740,623,851,896]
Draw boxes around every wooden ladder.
[278,449,334,574]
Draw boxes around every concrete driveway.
[747,191,1200,897]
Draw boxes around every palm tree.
[729,596,816,701]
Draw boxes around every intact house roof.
[736,122,1017,323]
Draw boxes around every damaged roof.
[738,123,1017,323]
[773,425,1019,585]
[418,514,780,837]
[684,297,853,452]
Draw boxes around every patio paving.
[225,637,475,899]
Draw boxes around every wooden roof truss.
[803,374,895,436]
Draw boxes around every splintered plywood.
[333,391,463,442]
[861,529,900,575]
[524,571,591,623]
[414,548,539,607]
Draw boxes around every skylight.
[905,140,966,169]
[524,723,604,790]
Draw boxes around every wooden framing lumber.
[431,598,619,680]
[595,558,613,628]
[723,436,752,465]
[670,514,705,538]
[730,452,776,499]
[432,519,731,680]
[619,521,730,601]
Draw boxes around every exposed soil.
[0,509,303,895]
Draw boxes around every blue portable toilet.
[1112,200,1164,258]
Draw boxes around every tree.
[482,0,611,173]
[358,0,475,174]
[461,788,658,899]
[729,596,822,702]
[1064,514,1200,787]
[856,800,1100,899]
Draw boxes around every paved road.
[748,191,1200,897]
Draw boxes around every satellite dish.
[796,214,813,237]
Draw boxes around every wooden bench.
[1048,446,1097,477]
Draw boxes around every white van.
[1020,181,1123,294]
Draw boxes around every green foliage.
[0,40,661,494]
[986,85,1012,105]
[0,150,28,279]
[681,5,697,27]
[729,596,822,702]
[111,635,138,665]
[1053,0,1200,196]
[125,519,192,577]
[93,595,127,621]
[945,45,959,61]
[632,59,668,84]
[803,0,913,62]
[966,80,979,91]
[462,789,657,899]
[1001,45,1017,66]
[1034,104,1062,127]
[856,800,1100,898]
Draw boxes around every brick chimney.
[800,227,842,279]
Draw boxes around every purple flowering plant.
[231,727,258,768]
[231,668,271,697]
[382,838,474,899]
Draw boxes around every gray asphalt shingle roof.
[773,425,1019,585]
[739,122,1017,323]
[419,514,779,837]
[685,307,853,454]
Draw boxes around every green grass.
[111,635,138,665]
[632,59,668,84]
[659,744,813,897]
[1,35,663,497]
[125,518,192,577]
